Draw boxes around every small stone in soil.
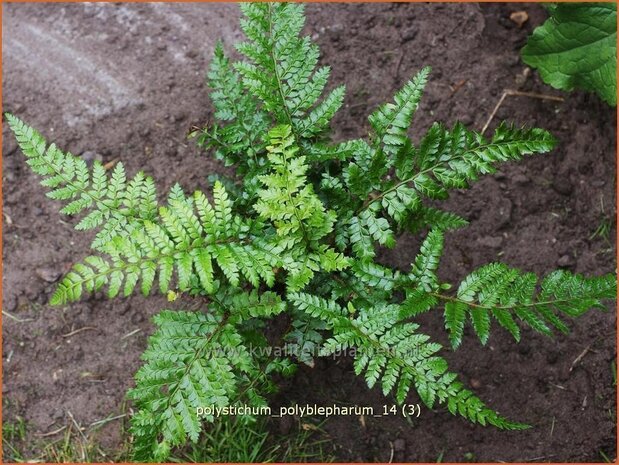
[81,151,103,168]
[36,266,61,283]
[478,236,503,249]
[278,415,293,435]
[402,27,418,42]
[117,302,132,315]
[5,295,17,312]
[557,254,575,268]
[459,114,474,126]
[552,177,573,196]
[394,438,406,452]
[546,351,559,364]
[518,343,531,355]
[496,198,513,229]
[4,171,15,183]
[513,173,530,185]
[470,378,482,389]
[52,408,65,421]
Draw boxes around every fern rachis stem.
[357,139,532,215]
[266,4,295,130]
[429,291,590,312]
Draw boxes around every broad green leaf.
[522,3,617,106]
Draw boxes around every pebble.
[402,27,418,42]
[552,177,573,196]
[393,438,406,452]
[459,114,474,126]
[557,254,575,268]
[81,151,103,168]
[513,173,530,185]
[52,408,65,421]
[5,295,17,312]
[504,55,520,68]
[546,351,559,364]
[185,49,199,59]
[470,378,482,389]
[478,236,503,249]
[35,266,61,283]
[329,23,344,41]
[496,198,513,229]
[117,302,132,315]
[278,414,293,435]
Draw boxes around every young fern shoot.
[6,3,616,461]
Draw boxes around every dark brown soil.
[2,3,616,463]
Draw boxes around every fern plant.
[6,3,616,461]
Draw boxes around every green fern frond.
[284,310,327,367]
[235,3,343,138]
[196,42,269,171]
[51,182,282,305]
[289,291,527,430]
[254,124,350,291]
[331,116,555,261]
[226,289,287,323]
[410,229,444,292]
[438,264,616,348]
[5,114,158,251]
[403,206,469,233]
[352,260,402,292]
[129,309,260,460]
[368,122,555,217]
[369,67,430,156]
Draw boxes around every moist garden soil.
[2,3,616,462]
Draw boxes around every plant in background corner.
[522,3,617,106]
[6,3,616,461]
